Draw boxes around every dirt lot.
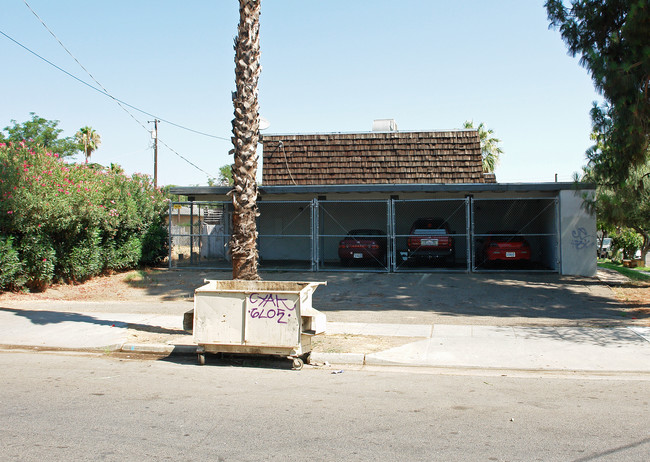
[0,269,423,354]
[611,285,650,317]
[1,267,648,327]
[1,267,648,355]
[0,268,201,303]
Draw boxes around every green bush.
[18,233,57,291]
[611,228,643,260]
[55,229,103,282]
[103,235,143,271]
[0,235,24,289]
[0,140,168,291]
[140,219,169,266]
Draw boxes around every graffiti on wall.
[571,227,595,250]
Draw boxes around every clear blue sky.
[1,0,601,186]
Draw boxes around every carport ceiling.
[170,182,595,198]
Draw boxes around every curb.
[120,343,198,354]
[118,344,368,366]
[310,352,365,366]
[118,344,369,366]
[0,343,124,354]
[3,343,650,375]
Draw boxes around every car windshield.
[413,229,447,235]
[348,229,383,236]
[490,236,525,242]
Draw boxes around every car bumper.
[485,251,530,261]
[339,250,384,261]
[406,248,454,260]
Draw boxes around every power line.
[0,28,220,180]
[2,6,228,181]
[0,26,216,178]
[159,138,217,180]
[20,0,230,142]
[0,30,119,110]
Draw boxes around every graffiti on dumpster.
[571,227,594,250]
[247,293,296,324]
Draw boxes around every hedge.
[0,141,168,291]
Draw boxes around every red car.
[404,218,455,265]
[338,229,387,265]
[481,231,531,263]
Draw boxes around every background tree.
[75,126,101,164]
[229,0,262,280]
[545,1,650,185]
[463,120,503,173]
[611,228,643,261]
[218,164,234,186]
[581,164,650,261]
[0,113,77,158]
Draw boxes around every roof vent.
[372,119,398,132]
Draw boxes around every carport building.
[169,128,596,276]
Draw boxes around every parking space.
[317,200,390,272]
[393,198,469,272]
[258,201,313,271]
[472,198,558,272]
[169,198,559,273]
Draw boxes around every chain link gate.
[169,197,559,273]
[257,200,314,271]
[316,200,390,272]
[392,198,470,272]
[169,200,314,271]
[169,201,232,270]
[471,197,559,272]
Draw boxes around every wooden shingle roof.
[261,130,487,185]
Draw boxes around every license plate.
[421,239,438,246]
[506,252,516,258]
[353,253,364,259]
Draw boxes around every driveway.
[0,268,642,328]
[293,271,634,326]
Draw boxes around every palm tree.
[230,0,261,280]
[463,121,502,173]
[75,126,101,164]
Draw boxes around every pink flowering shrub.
[0,142,168,291]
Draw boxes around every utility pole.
[149,119,159,188]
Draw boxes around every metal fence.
[258,200,314,271]
[317,200,390,272]
[471,198,558,272]
[393,198,470,272]
[168,197,559,273]
[169,201,231,269]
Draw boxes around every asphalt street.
[1,351,649,461]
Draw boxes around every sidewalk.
[1,306,649,373]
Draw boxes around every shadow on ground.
[0,307,186,335]
[463,325,650,347]
[159,351,298,370]
[315,273,628,320]
[123,269,213,301]
[123,269,646,325]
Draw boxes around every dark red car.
[404,218,455,265]
[338,229,387,265]
[481,231,531,263]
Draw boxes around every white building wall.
[559,189,597,276]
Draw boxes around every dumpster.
[193,280,327,369]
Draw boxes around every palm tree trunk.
[230,0,261,280]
